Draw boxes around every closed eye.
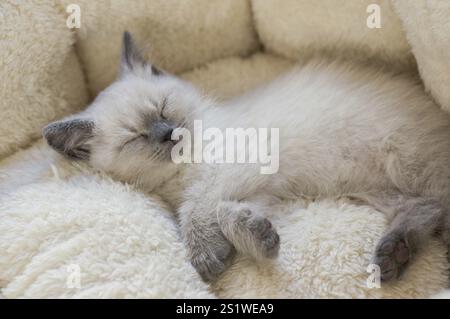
[122,133,148,148]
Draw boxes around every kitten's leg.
[179,200,235,282]
[179,165,274,281]
[217,201,280,260]
[371,196,446,281]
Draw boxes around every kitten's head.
[43,31,205,189]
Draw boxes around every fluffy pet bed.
[1,0,449,298]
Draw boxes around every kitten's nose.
[152,121,174,143]
[161,127,174,143]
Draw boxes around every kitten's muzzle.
[151,120,176,144]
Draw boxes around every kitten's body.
[167,61,450,280]
[161,60,450,201]
[191,61,450,201]
[44,33,450,282]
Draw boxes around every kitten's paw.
[248,214,280,259]
[372,233,411,282]
[235,209,280,259]
[189,240,235,282]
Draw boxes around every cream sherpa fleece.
[0,152,212,298]
[392,0,450,113]
[0,0,88,159]
[252,0,413,68]
[62,0,260,95]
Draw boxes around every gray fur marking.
[43,119,95,160]
[121,31,162,76]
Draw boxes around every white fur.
[199,59,450,199]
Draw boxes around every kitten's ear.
[120,31,162,76]
[43,118,95,160]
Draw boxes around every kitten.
[43,32,450,282]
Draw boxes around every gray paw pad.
[249,217,280,259]
[373,235,411,282]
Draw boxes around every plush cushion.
[251,0,413,68]
[392,0,450,113]
[63,0,260,95]
[181,53,294,100]
[0,150,212,298]
[0,0,89,159]
[214,200,447,299]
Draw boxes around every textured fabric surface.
[251,0,413,68]
[213,200,448,299]
[0,0,89,159]
[0,146,212,298]
[392,0,450,113]
[432,290,450,299]
[63,0,259,96]
[181,53,294,100]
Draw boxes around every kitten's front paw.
[189,239,235,282]
[372,233,411,282]
[221,207,280,260]
[243,211,280,259]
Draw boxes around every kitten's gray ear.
[43,119,95,160]
[120,31,162,76]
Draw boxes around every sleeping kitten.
[43,32,450,282]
